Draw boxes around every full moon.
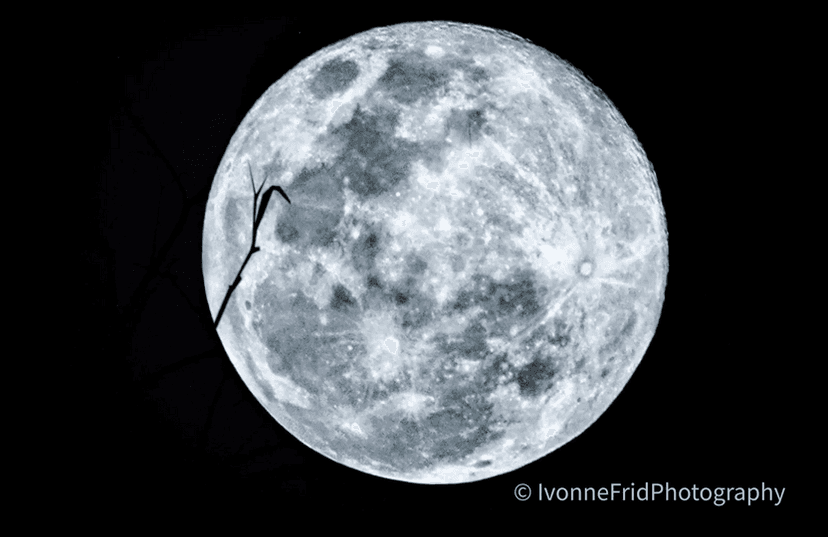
[202,22,667,483]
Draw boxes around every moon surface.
[202,22,668,483]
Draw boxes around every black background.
[75,12,807,523]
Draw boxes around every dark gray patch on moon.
[491,270,545,320]
[366,272,383,291]
[449,274,491,312]
[404,252,428,276]
[451,255,465,273]
[433,268,567,400]
[309,57,360,100]
[549,318,572,347]
[435,320,489,360]
[525,318,572,349]
[516,352,558,398]
[449,270,545,329]
[375,51,452,105]
[329,105,419,200]
[599,311,637,356]
[451,59,490,85]
[262,292,326,396]
[427,384,505,462]
[260,154,286,186]
[276,163,344,248]
[445,107,487,145]
[362,415,430,471]
[276,204,341,247]
[256,285,365,409]
[330,283,358,312]
[351,224,384,273]
[380,257,437,331]
[223,197,244,246]
[418,139,450,173]
[619,312,637,338]
[396,290,436,330]
[275,220,301,244]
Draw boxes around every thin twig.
[213,164,290,329]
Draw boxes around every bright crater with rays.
[202,22,668,483]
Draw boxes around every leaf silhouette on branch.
[213,163,290,329]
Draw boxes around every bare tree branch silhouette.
[213,163,290,329]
